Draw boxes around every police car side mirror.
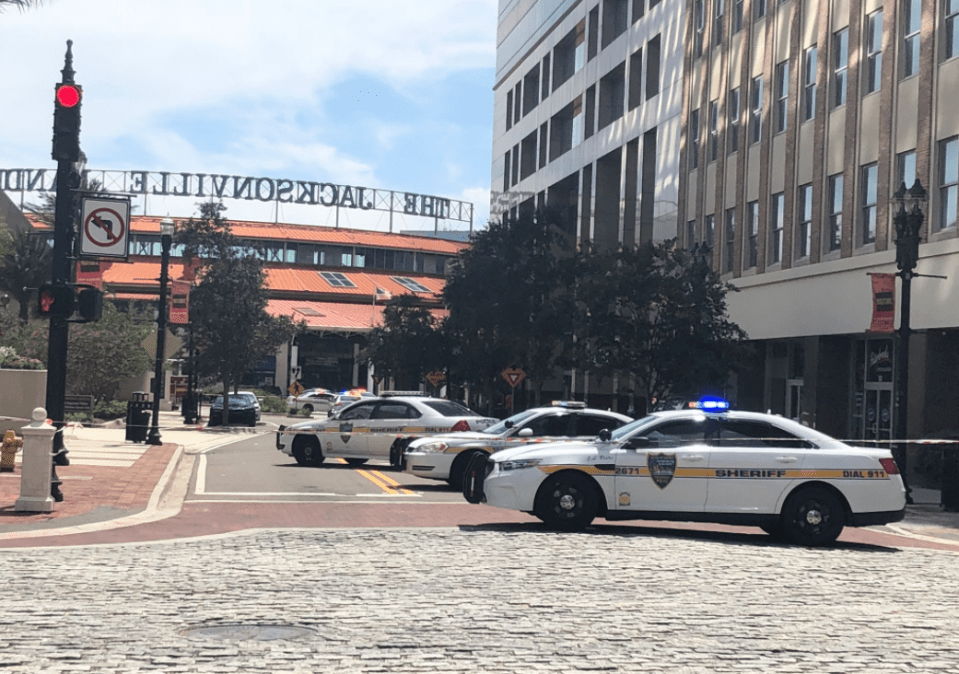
[516,428,533,437]
[624,436,651,450]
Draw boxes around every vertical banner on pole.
[169,280,190,325]
[869,273,896,333]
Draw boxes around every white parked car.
[400,402,632,489]
[463,400,907,546]
[286,388,336,414]
[276,393,497,467]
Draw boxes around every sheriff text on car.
[463,399,906,546]
[400,401,632,489]
[276,393,497,467]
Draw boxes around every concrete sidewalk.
[0,410,252,538]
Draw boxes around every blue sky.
[0,0,498,233]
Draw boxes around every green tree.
[178,201,298,425]
[66,301,153,402]
[581,239,748,412]
[364,294,446,391]
[0,226,52,323]
[444,209,577,408]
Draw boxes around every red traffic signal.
[55,84,81,108]
[37,284,75,318]
[52,82,82,162]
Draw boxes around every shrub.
[93,400,128,420]
[0,346,43,370]
[66,412,93,424]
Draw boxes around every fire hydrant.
[0,429,23,472]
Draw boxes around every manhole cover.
[182,624,316,641]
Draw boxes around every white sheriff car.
[276,393,497,467]
[400,402,632,489]
[463,400,907,546]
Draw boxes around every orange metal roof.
[267,299,447,331]
[28,213,469,255]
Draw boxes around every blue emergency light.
[696,397,731,411]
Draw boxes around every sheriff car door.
[365,400,420,460]
[328,401,377,457]
[614,418,713,512]
[705,418,813,514]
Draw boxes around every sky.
[0,0,498,234]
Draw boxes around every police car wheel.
[449,450,485,491]
[292,436,324,467]
[345,458,368,466]
[781,487,845,546]
[535,473,598,531]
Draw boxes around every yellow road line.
[335,458,414,495]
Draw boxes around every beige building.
[678,0,959,441]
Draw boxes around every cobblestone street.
[1,526,957,673]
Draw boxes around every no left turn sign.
[80,197,131,259]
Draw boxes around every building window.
[750,76,763,144]
[903,0,921,77]
[506,90,513,130]
[603,0,629,49]
[833,28,848,108]
[628,48,643,110]
[599,63,626,129]
[503,150,511,191]
[520,131,537,180]
[796,184,813,258]
[633,0,645,23]
[320,271,356,288]
[689,108,700,169]
[727,87,740,154]
[803,46,817,121]
[864,10,883,94]
[898,150,916,190]
[523,66,541,116]
[774,60,789,133]
[541,54,551,99]
[553,21,586,91]
[705,214,716,247]
[646,34,661,99]
[539,123,549,168]
[946,0,959,60]
[589,6,600,59]
[827,174,843,252]
[725,207,736,272]
[687,219,697,247]
[694,0,705,58]
[714,0,725,46]
[754,0,766,20]
[939,137,958,230]
[746,201,759,268]
[732,0,743,33]
[585,85,596,139]
[709,100,719,162]
[861,163,878,245]
[770,192,784,264]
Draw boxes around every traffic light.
[76,287,103,322]
[52,82,82,162]
[37,284,75,318]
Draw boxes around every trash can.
[181,392,199,425]
[125,392,151,443]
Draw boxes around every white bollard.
[14,408,56,513]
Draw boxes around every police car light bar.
[696,398,731,411]
[550,401,587,409]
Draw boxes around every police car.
[463,399,907,546]
[399,402,633,489]
[276,393,497,467]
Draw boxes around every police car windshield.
[608,414,666,442]
[483,409,540,435]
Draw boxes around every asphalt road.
[193,428,470,504]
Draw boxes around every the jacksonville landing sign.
[0,168,474,224]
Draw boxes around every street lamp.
[892,180,925,503]
[146,217,175,446]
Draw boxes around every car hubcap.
[559,493,577,511]
[805,507,823,526]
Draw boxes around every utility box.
[125,391,151,443]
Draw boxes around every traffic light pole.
[45,41,82,483]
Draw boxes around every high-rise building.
[679,0,959,444]
[491,0,684,248]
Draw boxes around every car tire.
[303,404,314,414]
[449,449,486,491]
[534,472,598,531]
[345,458,368,467]
[781,486,846,546]
[292,435,324,467]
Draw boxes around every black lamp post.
[146,217,175,446]
[892,180,925,503]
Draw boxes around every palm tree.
[0,229,52,323]
[0,1,45,11]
